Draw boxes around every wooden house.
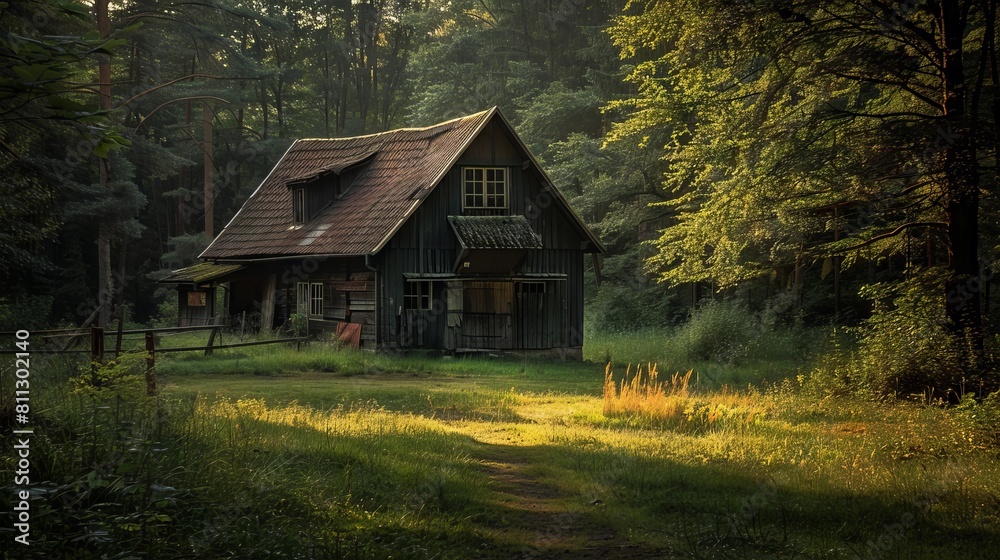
[162,108,603,358]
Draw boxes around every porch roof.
[448,215,543,250]
[159,262,245,285]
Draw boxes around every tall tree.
[0,0,128,282]
[609,0,998,372]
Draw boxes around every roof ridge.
[295,107,496,143]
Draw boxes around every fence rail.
[3,325,308,396]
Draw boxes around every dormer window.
[463,167,507,212]
[286,150,377,225]
[292,188,306,224]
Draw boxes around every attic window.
[292,188,306,224]
[463,167,507,211]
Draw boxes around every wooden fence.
[2,323,307,396]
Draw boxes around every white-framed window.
[463,167,507,210]
[292,188,306,223]
[310,282,324,317]
[297,282,324,317]
[404,281,432,311]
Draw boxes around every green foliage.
[587,281,683,332]
[605,0,995,379]
[151,298,178,328]
[288,311,308,337]
[671,300,759,364]
[0,292,54,330]
[518,82,602,157]
[71,352,150,401]
[160,232,210,266]
[0,0,128,151]
[607,1,993,287]
[809,269,965,399]
[955,391,1000,447]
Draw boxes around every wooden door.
[461,282,513,350]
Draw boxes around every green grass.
[6,332,999,559]
[585,326,815,387]
[157,365,999,559]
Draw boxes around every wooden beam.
[260,273,277,334]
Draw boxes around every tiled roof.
[159,262,244,284]
[285,150,378,186]
[449,215,542,250]
[201,108,496,259]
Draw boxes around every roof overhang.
[158,262,246,286]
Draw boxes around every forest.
[3,0,1000,397]
[3,1,1000,558]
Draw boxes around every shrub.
[288,312,308,336]
[0,293,53,330]
[670,300,759,364]
[954,391,1000,447]
[808,269,965,400]
[151,297,178,328]
[587,281,684,332]
[71,352,152,402]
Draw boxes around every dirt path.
[475,445,668,559]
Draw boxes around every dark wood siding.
[458,119,522,166]
[176,287,216,327]
[379,132,584,350]
[239,257,378,348]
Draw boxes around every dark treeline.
[1,0,998,396]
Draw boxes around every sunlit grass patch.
[602,362,772,431]
[21,334,1000,559]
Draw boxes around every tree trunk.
[323,42,331,136]
[203,101,213,238]
[96,0,112,327]
[939,1,983,370]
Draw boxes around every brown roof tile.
[201,108,495,259]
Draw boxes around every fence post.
[114,315,124,357]
[205,324,219,356]
[145,331,156,396]
[239,310,246,342]
[90,326,105,363]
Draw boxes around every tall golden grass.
[603,363,769,428]
[603,363,693,421]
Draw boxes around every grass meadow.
[3,328,999,559]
